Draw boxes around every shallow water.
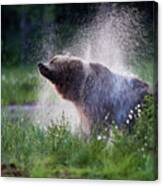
[2,101,80,132]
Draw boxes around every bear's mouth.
[38,63,52,80]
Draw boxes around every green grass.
[130,60,156,88]
[1,65,39,105]
[1,96,157,180]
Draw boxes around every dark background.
[1,2,156,66]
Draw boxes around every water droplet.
[97,135,102,140]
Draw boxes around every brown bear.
[38,54,149,134]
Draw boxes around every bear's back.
[82,62,149,127]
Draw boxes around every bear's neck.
[56,71,86,103]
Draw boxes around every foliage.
[1,65,39,105]
[1,4,98,65]
[1,95,157,180]
[131,59,156,87]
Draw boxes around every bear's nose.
[38,63,43,68]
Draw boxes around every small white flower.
[126,119,130,124]
[104,115,108,120]
[141,147,144,152]
[137,104,141,108]
[135,106,138,110]
[21,118,24,122]
[103,135,107,140]
[128,114,132,120]
[97,135,102,140]
[138,113,141,117]
[104,112,110,120]
[43,126,47,130]
[130,110,134,114]
[144,136,148,140]
[144,143,148,147]
[137,131,140,135]
[138,109,141,113]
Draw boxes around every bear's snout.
[38,63,43,69]
[38,63,50,78]
[38,63,46,71]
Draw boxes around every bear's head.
[38,55,85,101]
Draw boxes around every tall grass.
[1,96,157,180]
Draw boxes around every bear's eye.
[49,60,54,65]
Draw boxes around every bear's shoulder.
[89,62,111,76]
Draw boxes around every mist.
[33,4,153,131]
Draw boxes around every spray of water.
[33,4,152,131]
[66,4,150,76]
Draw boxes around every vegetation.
[1,65,38,105]
[131,59,157,88]
[1,96,157,180]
